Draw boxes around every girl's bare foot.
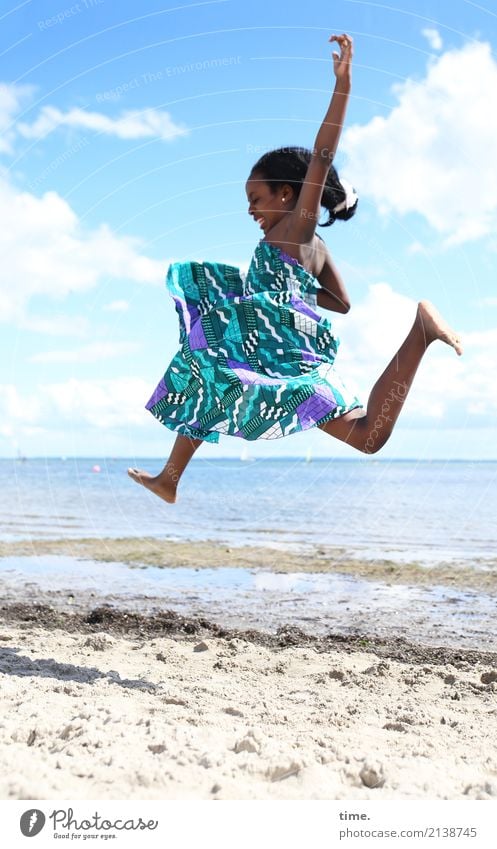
[417,300,463,355]
[127,468,177,503]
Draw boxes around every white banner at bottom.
[2,799,494,848]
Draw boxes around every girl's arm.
[314,33,352,160]
[317,288,349,313]
[286,33,353,245]
[316,250,351,313]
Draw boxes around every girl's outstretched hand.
[329,33,353,83]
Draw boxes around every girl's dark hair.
[249,146,358,227]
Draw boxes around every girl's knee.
[361,430,389,454]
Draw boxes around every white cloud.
[18,314,89,337]
[44,377,151,428]
[406,241,425,255]
[422,28,443,51]
[0,174,168,323]
[0,377,152,432]
[17,105,189,142]
[104,300,130,312]
[0,79,188,156]
[0,82,35,154]
[0,384,43,435]
[342,41,497,246]
[28,341,140,364]
[477,296,497,307]
[333,282,419,398]
[333,283,497,421]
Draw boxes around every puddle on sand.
[1,555,496,651]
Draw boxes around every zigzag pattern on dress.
[145,239,363,443]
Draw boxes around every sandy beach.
[1,592,497,800]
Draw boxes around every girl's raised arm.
[288,33,353,244]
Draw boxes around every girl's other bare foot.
[417,300,463,356]
[127,468,177,503]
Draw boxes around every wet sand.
[1,553,496,651]
[1,536,496,592]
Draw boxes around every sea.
[1,457,496,649]
[2,457,496,563]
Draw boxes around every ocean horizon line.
[3,455,496,463]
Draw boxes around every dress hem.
[147,401,365,444]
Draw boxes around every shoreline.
[1,536,496,593]
[3,547,497,652]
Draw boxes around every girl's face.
[245,172,292,234]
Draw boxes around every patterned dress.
[145,239,363,443]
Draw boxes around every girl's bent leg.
[318,300,462,454]
[127,434,203,503]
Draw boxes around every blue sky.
[1,0,496,459]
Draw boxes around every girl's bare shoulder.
[262,225,328,278]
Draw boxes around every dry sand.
[1,605,497,800]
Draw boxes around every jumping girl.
[128,33,462,503]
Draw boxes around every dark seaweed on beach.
[1,602,496,669]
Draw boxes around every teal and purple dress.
[145,239,363,443]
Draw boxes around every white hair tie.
[333,177,357,214]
